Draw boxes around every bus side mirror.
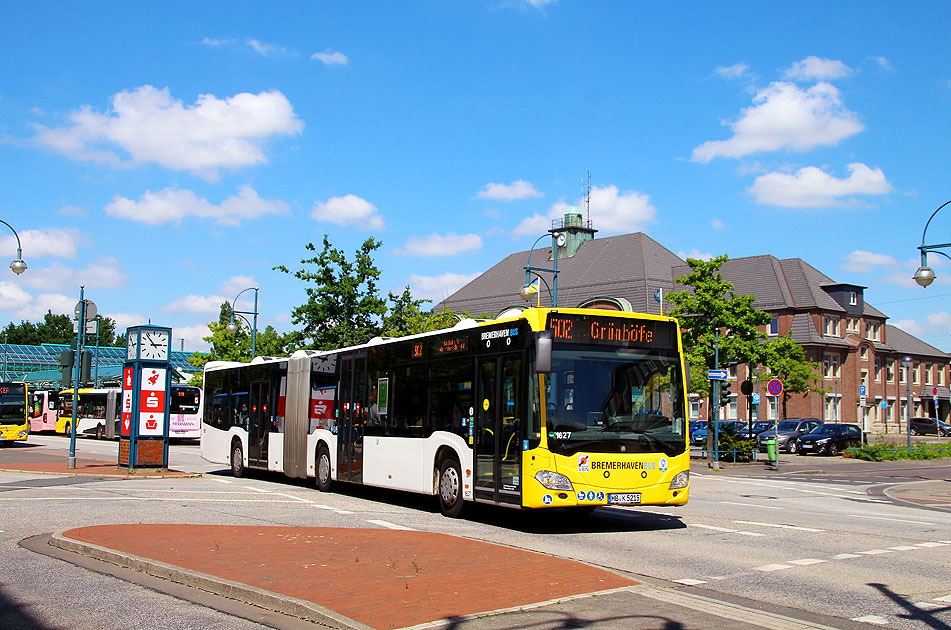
[535,331,553,374]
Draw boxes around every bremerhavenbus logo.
[480,328,519,341]
[590,460,656,470]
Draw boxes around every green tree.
[667,256,770,422]
[276,235,387,350]
[35,311,74,344]
[1,320,41,345]
[381,287,467,337]
[761,334,824,420]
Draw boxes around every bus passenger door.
[475,355,522,506]
[337,355,366,483]
[249,381,270,466]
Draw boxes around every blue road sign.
[751,393,761,404]
[707,369,728,380]
[860,385,866,396]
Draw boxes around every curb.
[0,466,201,479]
[48,530,373,630]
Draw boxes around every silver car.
[756,418,821,454]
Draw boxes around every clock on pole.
[121,325,173,469]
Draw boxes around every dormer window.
[849,291,858,306]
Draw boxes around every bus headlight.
[668,471,689,490]
[535,470,574,491]
[18,431,27,438]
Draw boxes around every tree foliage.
[381,287,467,337]
[276,235,388,350]
[1,311,119,347]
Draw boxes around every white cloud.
[891,312,951,339]
[477,180,543,201]
[160,276,258,314]
[715,63,750,79]
[160,294,226,314]
[842,250,898,273]
[110,312,148,333]
[691,82,864,162]
[678,249,714,262]
[0,227,81,259]
[783,56,853,81]
[870,56,893,71]
[174,324,213,353]
[410,272,482,302]
[394,233,483,257]
[513,185,656,237]
[201,37,236,47]
[0,281,33,312]
[19,257,127,291]
[105,185,289,226]
[891,318,924,336]
[247,39,297,58]
[10,292,75,320]
[711,219,726,230]
[311,194,384,231]
[311,50,348,65]
[57,205,88,217]
[748,163,893,207]
[32,85,303,180]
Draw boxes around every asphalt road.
[2,434,950,629]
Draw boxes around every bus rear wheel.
[438,457,464,518]
[316,445,333,492]
[231,441,245,478]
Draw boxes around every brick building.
[437,213,949,435]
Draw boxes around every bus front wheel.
[231,441,245,478]
[438,457,464,518]
[316,445,333,492]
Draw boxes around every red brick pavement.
[0,458,194,477]
[64,524,637,629]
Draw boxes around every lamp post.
[913,199,951,287]
[521,233,559,307]
[225,287,259,359]
[902,356,913,449]
[0,219,27,275]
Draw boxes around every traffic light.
[58,349,74,387]
[80,350,92,384]
[719,381,732,407]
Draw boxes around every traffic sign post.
[766,378,784,471]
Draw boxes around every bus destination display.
[547,313,676,349]
[434,336,468,355]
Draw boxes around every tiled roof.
[435,232,685,317]
[884,325,950,360]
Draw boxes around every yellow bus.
[0,382,29,445]
[201,308,690,517]
[56,388,120,439]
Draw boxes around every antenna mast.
[585,171,591,226]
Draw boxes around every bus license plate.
[608,493,641,505]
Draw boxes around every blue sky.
[3,1,951,352]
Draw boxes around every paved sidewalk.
[0,444,195,478]
[48,524,854,630]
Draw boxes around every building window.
[768,397,779,420]
[861,370,869,389]
[847,318,860,333]
[913,366,920,385]
[769,316,779,336]
[875,358,883,382]
[689,397,701,419]
[940,368,945,387]
[861,347,869,361]
[886,360,895,383]
[825,396,841,422]
[900,365,907,384]
[727,397,737,420]
[925,365,932,386]
[824,317,839,337]
[849,292,858,306]
[824,353,841,379]
[865,323,880,341]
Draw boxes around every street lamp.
[902,356,913,449]
[225,287,259,359]
[914,200,951,287]
[521,233,560,307]
[0,219,27,275]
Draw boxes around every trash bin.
[764,437,777,463]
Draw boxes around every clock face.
[140,330,170,361]
[127,333,139,360]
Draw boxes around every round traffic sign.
[767,379,783,397]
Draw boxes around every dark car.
[690,420,749,446]
[756,418,821,454]
[749,421,776,437]
[909,417,951,437]
[796,423,863,456]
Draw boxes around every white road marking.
[673,578,707,586]
[833,553,862,559]
[209,477,233,483]
[851,515,938,525]
[917,542,947,547]
[313,504,353,515]
[734,520,824,532]
[719,501,784,510]
[753,563,793,572]
[934,594,951,602]
[366,519,416,531]
[243,486,271,493]
[785,558,826,566]
[690,524,737,533]
[887,545,920,551]
[851,615,888,625]
[858,549,892,555]
[914,601,943,610]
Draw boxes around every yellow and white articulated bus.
[200,308,690,517]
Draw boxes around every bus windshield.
[543,345,686,456]
[0,384,27,425]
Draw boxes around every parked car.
[756,418,821,454]
[691,420,747,446]
[796,423,863,456]
[749,421,776,437]
[909,417,951,437]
